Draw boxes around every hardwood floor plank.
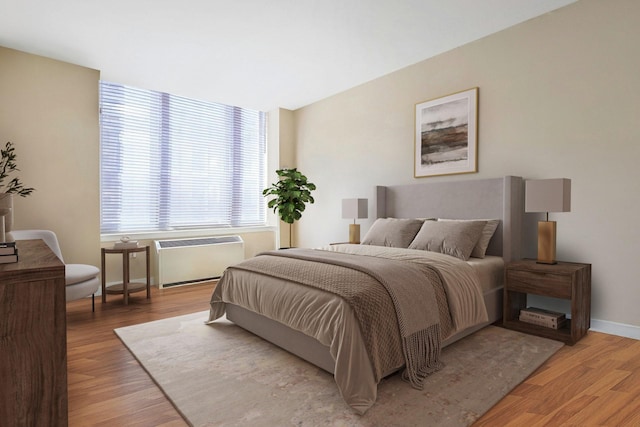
[580,369,632,397]
[472,395,539,426]
[65,282,639,426]
[564,390,635,425]
[476,330,640,425]
[601,396,640,426]
[528,365,598,414]
[612,369,640,394]
[617,349,640,372]
[66,283,214,426]
[530,394,597,427]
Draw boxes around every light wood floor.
[66,283,640,426]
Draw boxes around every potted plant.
[263,168,316,248]
[1,141,35,239]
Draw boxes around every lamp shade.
[525,179,571,213]
[342,198,368,219]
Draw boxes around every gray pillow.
[408,220,487,260]
[361,218,425,248]
[438,218,500,258]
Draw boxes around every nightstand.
[503,259,591,345]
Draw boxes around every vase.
[0,193,14,242]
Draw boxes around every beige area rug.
[115,311,563,427]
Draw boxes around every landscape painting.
[414,88,478,178]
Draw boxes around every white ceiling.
[1,0,575,111]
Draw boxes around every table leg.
[101,249,106,304]
[123,251,129,305]
[146,246,151,300]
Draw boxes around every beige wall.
[1,46,278,286]
[0,46,100,267]
[293,0,640,329]
[266,107,297,247]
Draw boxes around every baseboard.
[590,318,640,340]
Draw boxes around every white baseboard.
[590,318,640,340]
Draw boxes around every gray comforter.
[208,245,488,414]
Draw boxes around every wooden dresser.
[0,239,68,426]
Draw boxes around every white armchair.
[11,230,100,311]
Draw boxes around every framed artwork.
[414,87,478,178]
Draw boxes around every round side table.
[101,245,150,305]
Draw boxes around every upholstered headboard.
[375,176,524,262]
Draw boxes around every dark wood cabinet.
[503,259,591,345]
[0,239,68,426]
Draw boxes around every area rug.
[115,311,563,427]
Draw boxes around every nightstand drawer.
[506,269,572,298]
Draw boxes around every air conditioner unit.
[155,236,244,288]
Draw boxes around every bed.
[207,176,524,414]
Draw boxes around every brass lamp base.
[349,224,361,244]
[537,220,557,264]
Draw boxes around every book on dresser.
[519,307,567,329]
[0,254,18,264]
[0,241,17,256]
[0,243,18,263]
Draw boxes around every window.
[100,81,266,234]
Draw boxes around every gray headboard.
[376,176,524,262]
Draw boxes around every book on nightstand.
[519,307,567,329]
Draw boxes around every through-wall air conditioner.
[155,235,244,288]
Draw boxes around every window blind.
[100,81,266,234]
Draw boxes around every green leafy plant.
[263,168,316,247]
[1,141,35,197]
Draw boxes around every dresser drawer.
[506,269,572,299]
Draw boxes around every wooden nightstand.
[503,259,591,345]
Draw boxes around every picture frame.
[414,87,478,178]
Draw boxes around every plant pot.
[0,193,14,242]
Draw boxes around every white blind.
[100,81,266,234]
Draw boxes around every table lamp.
[525,178,571,264]
[342,198,368,244]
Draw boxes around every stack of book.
[0,242,18,264]
[519,307,566,329]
